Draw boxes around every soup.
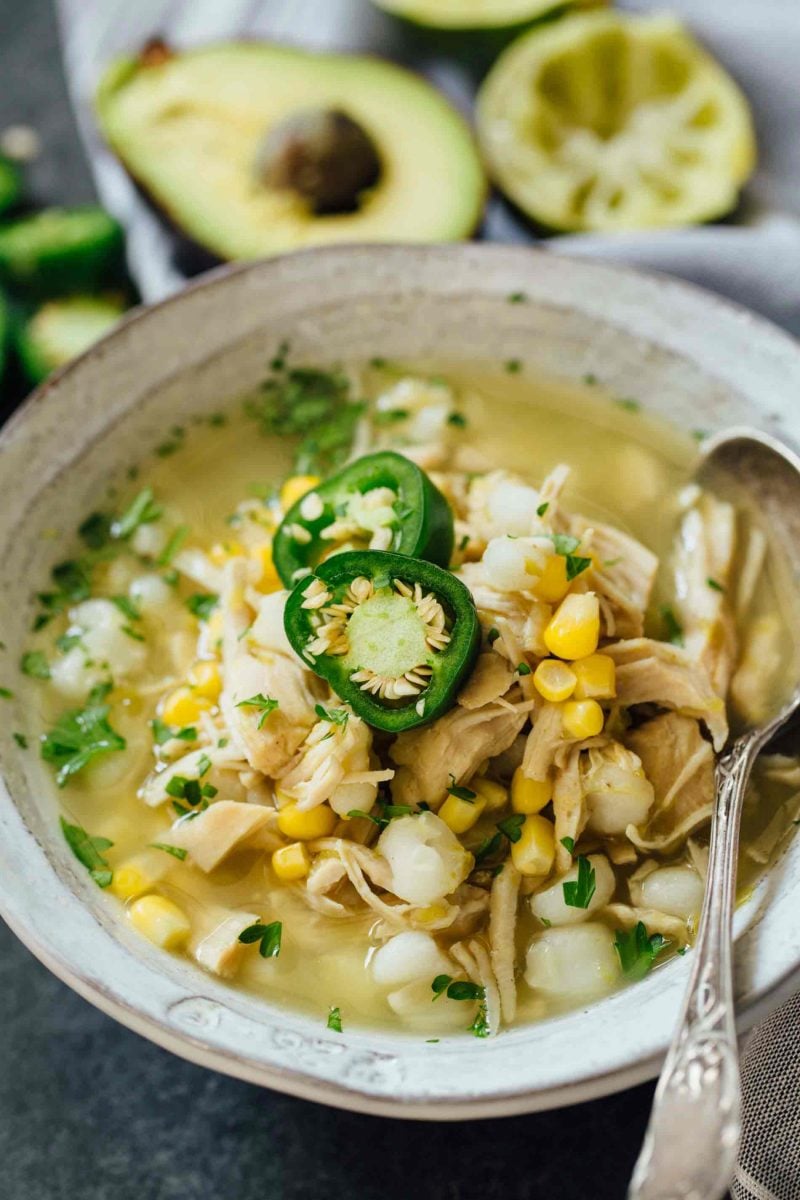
[18,360,800,1037]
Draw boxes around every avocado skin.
[95,42,487,262]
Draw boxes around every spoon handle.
[628,730,763,1200]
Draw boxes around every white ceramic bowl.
[2,244,800,1119]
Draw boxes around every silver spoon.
[629,427,800,1200]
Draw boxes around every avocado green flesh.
[371,0,589,30]
[16,295,126,384]
[96,42,486,261]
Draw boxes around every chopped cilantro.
[0,687,14,699]
[369,356,387,369]
[707,578,725,593]
[112,487,162,540]
[616,397,641,413]
[12,732,28,749]
[239,920,282,959]
[431,974,452,1000]
[374,408,409,426]
[563,856,596,909]
[315,703,349,728]
[186,593,218,621]
[691,429,708,442]
[41,687,125,786]
[504,359,522,374]
[487,628,500,646]
[196,753,212,778]
[560,836,575,854]
[469,1000,490,1038]
[458,534,470,552]
[614,921,670,980]
[37,558,91,619]
[20,651,50,680]
[583,373,598,386]
[446,981,485,1002]
[537,502,549,517]
[208,412,227,428]
[447,412,468,428]
[507,291,527,304]
[660,604,684,647]
[327,1005,343,1033]
[78,511,112,550]
[496,813,525,844]
[60,817,113,888]
[347,801,413,828]
[121,625,145,642]
[235,693,279,729]
[447,776,477,803]
[149,842,188,862]
[517,662,531,676]
[56,632,82,653]
[549,533,591,581]
[246,364,365,476]
[165,774,218,808]
[157,525,189,566]
[112,595,141,624]
[150,718,197,746]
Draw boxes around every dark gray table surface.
[0,2,654,1197]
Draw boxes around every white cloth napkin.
[55,2,800,1194]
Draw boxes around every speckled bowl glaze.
[2,244,800,1119]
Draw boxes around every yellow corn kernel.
[532,555,570,603]
[187,659,222,701]
[280,475,322,511]
[439,791,486,835]
[128,894,191,950]
[272,842,311,881]
[511,814,556,877]
[543,592,600,661]
[533,658,578,703]
[208,540,245,566]
[160,686,213,726]
[471,776,509,812]
[562,698,605,739]
[111,861,158,902]
[572,653,616,700]
[277,801,337,841]
[251,541,281,592]
[511,768,552,814]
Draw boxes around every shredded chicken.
[277,711,392,814]
[624,713,715,853]
[571,517,658,638]
[674,491,738,695]
[458,652,516,709]
[169,800,275,871]
[489,863,520,1023]
[192,907,260,978]
[219,561,322,775]
[603,902,691,947]
[605,638,728,751]
[390,698,529,808]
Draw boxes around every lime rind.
[476,10,756,232]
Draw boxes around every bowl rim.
[3,241,800,1120]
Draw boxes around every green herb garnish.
[517,662,531,676]
[447,777,477,803]
[560,836,575,854]
[447,412,468,428]
[149,842,188,862]
[186,593,218,621]
[660,604,684,647]
[235,693,279,729]
[431,974,452,1000]
[504,359,522,374]
[563,856,596,909]
[60,817,113,888]
[327,1005,343,1033]
[41,685,125,786]
[507,291,527,304]
[112,487,163,540]
[150,718,197,746]
[20,651,50,680]
[78,511,113,550]
[13,732,28,749]
[537,502,549,517]
[616,397,641,413]
[706,578,725,593]
[614,922,670,980]
[496,813,525,845]
[487,627,500,646]
[157,525,189,566]
[239,920,282,959]
[315,703,349,728]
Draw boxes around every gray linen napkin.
[55,1,800,1194]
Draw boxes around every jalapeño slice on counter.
[284,550,480,732]
[273,451,454,588]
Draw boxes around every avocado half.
[96,41,487,261]
[370,0,594,31]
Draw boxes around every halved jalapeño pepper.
[272,451,454,587]
[284,550,480,732]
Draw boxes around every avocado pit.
[255,108,382,213]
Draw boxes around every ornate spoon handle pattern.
[628,730,767,1200]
